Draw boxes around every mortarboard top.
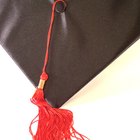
[0,0,140,108]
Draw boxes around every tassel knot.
[40,72,48,81]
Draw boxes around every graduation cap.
[0,0,140,139]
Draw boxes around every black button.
[55,0,67,13]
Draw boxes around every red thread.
[29,0,90,139]
[42,0,57,74]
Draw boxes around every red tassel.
[29,0,89,139]
[29,87,89,140]
[29,73,89,140]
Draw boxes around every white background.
[0,39,140,140]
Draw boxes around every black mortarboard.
[0,0,140,139]
[0,0,140,107]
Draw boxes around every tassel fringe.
[29,88,89,140]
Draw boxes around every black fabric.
[0,0,140,107]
